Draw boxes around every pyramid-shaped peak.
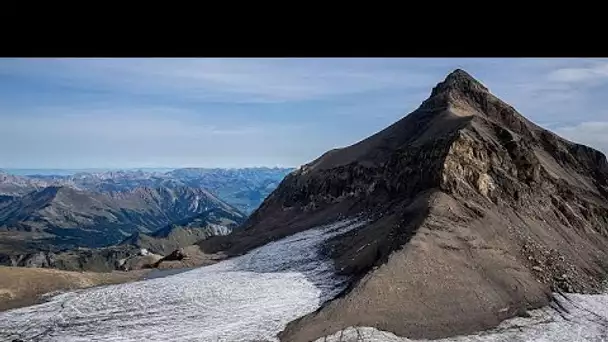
[430,68,489,97]
[447,68,474,78]
[445,68,485,85]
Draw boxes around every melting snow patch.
[315,292,608,342]
[0,219,367,342]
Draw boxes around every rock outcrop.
[2,245,144,272]
[198,69,608,341]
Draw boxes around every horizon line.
[1,166,296,170]
[0,166,296,174]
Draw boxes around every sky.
[0,58,606,169]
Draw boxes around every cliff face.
[198,69,608,341]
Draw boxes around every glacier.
[0,219,366,342]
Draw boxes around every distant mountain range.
[0,167,293,214]
[165,168,293,214]
[0,185,241,250]
[3,168,177,176]
[0,167,290,270]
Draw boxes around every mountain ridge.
[280,70,608,341]
[190,69,608,342]
[119,207,246,256]
[0,167,293,214]
[0,184,243,251]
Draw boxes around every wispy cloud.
[548,62,608,83]
[8,105,266,136]
[0,58,437,103]
[0,58,607,168]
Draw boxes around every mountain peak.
[446,68,475,80]
[430,68,489,98]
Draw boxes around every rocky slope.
[196,69,608,341]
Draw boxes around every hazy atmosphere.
[1,58,606,169]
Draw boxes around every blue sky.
[0,58,606,168]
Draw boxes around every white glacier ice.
[0,219,367,342]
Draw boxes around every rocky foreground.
[316,291,608,341]
[1,220,606,342]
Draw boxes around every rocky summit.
[196,69,608,341]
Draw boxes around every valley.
[0,168,289,272]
